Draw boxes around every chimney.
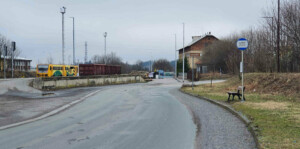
[192,36,201,42]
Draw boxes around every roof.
[0,55,32,61]
[178,34,218,51]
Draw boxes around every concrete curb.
[179,89,260,149]
[0,90,101,131]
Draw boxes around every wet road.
[0,78,256,149]
[0,79,196,149]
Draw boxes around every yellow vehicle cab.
[36,64,78,77]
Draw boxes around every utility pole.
[70,17,75,65]
[277,0,280,72]
[60,6,66,65]
[182,23,185,83]
[175,34,177,78]
[3,46,7,79]
[84,42,88,64]
[103,32,107,64]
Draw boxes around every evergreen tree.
[176,56,190,76]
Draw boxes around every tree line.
[91,52,173,73]
[0,34,21,71]
[202,0,300,73]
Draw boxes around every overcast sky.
[0,0,271,66]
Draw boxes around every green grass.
[181,74,300,149]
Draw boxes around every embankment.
[181,73,300,149]
[33,75,145,90]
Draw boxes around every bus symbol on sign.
[237,38,248,51]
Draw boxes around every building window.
[204,43,208,47]
[202,66,208,73]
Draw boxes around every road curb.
[179,89,260,149]
[0,90,101,131]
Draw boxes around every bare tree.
[153,59,173,71]
[47,54,54,64]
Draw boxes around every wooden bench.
[227,86,246,102]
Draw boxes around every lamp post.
[182,23,185,83]
[103,32,107,64]
[175,34,177,78]
[60,6,66,65]
[70,17,75,65]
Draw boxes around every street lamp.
[174,34,177,78]
[60,6,66,65]
[70,17,75,65]
[103,32,107,64]
[182,23,185,83]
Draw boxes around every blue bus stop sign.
[236,38,248,50]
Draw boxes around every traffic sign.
[237,38,248,50]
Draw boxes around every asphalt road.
[0,78,256,149]
[0,79,196,149]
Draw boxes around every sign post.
[236,38,248,102]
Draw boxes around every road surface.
[0,78,256,149]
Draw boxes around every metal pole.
[272,17,274,72]
[84,42,87,64]
[277,0,280,72]
[175,34,177,78]
[3,46,6,79]
[182,23,185,83]
[242,50,244,102]
[149,59,151,72]
[61,7,66,65]
[62,13,65,65]
[104,36,106,64]
[71,17,75,65]
[11,48,13,78]
[192,56,194,90]
[104,32,107,65]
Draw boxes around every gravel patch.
[171,89,256,149]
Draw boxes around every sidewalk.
[174,77,226,85]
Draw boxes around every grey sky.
[0,0,270,66]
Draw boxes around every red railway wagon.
[79,64,121,76]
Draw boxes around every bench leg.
[227,94,231,102]
[239,94,246,101]
[232,95,235,101]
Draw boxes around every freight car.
[79,64,121,76]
